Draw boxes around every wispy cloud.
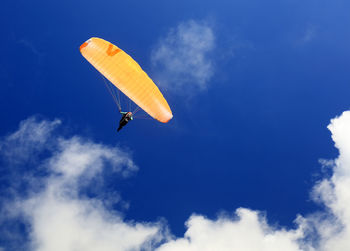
[2,111,350,250]
[151,20,215,95]
[17,39,43,58]
[294,24,317,46]
[302,26,316,43]
[0,117,61,165]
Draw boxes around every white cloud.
[151,20,215,94]
[308,111,350,251]
[0,117,161,251]
[156,209,304,251]
[153,111,350,251]
[154,111,350,251]
[21,192,160,251]
[2,111,350,250]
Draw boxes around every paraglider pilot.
[117,111,133,132]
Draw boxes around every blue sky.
[1,0,350,250]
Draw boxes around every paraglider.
[79,37,172,132]
[117,111,133,132]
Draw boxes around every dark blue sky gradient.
[1,0,350,237]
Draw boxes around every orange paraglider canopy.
[80,37,172,123]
